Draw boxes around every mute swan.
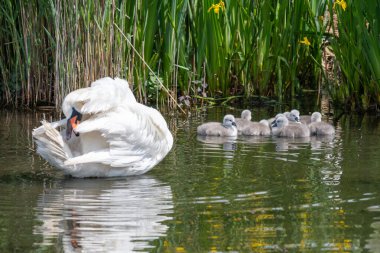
[268,113,285,125]
[285,109,301,123]
[235,110,252,133]
[308,112,335,135]
[197,114,237,137]
[286,109,314,124]
[241,119,271,136]
[32,77,173,177]
[271,115,310,138]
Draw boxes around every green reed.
[0,0,378,111]
[327,0,380,111]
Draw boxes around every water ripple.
[33,176,173,252]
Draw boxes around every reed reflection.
[33,176,173,252]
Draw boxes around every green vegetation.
[327,1,380,111]
[0,0,379,111]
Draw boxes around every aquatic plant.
[326,1,380,111]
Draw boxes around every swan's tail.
[33,120,73,169]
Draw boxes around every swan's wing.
[309,122,335,135]
[197,122,224,135]
[281,124,310,138]
[64,103,173,171]
[32,118,67,136]
[62,77,136,117]
[235,118,250,132]
[32,120,73,169]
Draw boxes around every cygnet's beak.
[66,108,82,140]
[232,122,237,127]
[295,116,300,122]
[271,121,278,128]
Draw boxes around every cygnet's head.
[311,112,322,123]
[287,109,300,122]
[271,115,289,128]
[241,110,252,121]
[275,113,284,120]
[223,114,237,128]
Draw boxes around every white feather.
[33,77,173,177]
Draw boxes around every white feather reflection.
[273,137,311,152]
[197,135,237,152]
[33,176,173,252]
[366,206,380,252]
[310,135,335,150]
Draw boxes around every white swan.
[197,114,237,137]
[308,112,335,135]
[32,77,173,177]
[271,115,310,138]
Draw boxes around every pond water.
[0,107,380,252]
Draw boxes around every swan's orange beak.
[69,116,80,129]
[66,108,82,140]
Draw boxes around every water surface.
[0,108,380,252]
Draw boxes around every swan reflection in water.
[197,135,237,152]
[273,136,311,152]
[33,176,173,252]
[366,206,380,252]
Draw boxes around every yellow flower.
[175,247,186,253]
[334,0,347,11]
[299,37,311,46]
[208,1,225,14]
